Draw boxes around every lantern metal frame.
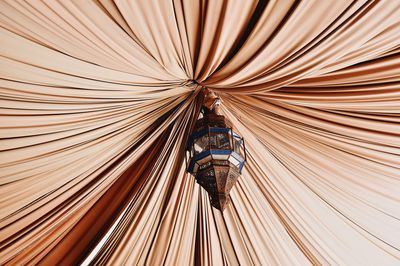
[185,108,247,210]
[186,126,246,175]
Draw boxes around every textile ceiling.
[1,0,400,265]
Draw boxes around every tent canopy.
[0,1,399,265]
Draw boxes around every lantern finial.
[203,88,222,114]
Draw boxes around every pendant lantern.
[186,93,246,211]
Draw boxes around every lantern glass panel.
[229,155,241,168]
[216,133,230,149]
[209,134,217,149]
[194,135,209,155]
[212,153,230,160]
[233,136,242,154]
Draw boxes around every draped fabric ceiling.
[1,0,400,265]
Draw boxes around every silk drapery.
[1,0,399,265]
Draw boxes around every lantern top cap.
[203,88,222,114]
[195,113,232,130]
